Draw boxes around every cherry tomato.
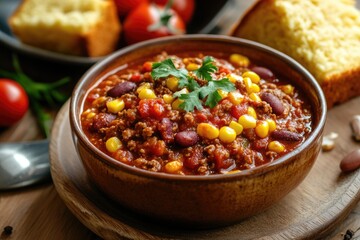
[123,2,186,45]
[0,78,29,126]
[152,0,195,23]
[113,0,147,18]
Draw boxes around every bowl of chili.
[70,34,326,228]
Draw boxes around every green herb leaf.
[193,56,218,81]
[200,78,235,108]
[186,77,200,91]
[151,58,188,81]
[179,90,203,112]
[152,57,235,112]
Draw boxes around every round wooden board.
[50,100,360,240]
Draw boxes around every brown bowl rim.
[70,34,327,182]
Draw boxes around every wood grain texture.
[48,98,360,240]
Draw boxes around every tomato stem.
[147,0,182,35]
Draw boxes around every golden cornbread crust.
[9,0,121,57]
[322,67,360,108]
[231,0,360,108]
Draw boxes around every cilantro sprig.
[151,56,235,111]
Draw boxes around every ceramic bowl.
[69,35,327,228]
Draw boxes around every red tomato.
[0,79,29,126]
[138,99,166,120]
[152,0,195,23]
[123,2,186,45]
[230,104,247,119]
[113,0,147,17]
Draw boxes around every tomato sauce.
[81,52,312,175]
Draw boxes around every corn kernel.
[229,53,250,67]
[243,77,252,89]
[175,88,189,95]
[172,98,184,110]
[227,73,242,83]
[186,63,200,71]
[86,112,96,119]
[280,84,294,95]
[182,58,190,65]
[249,93,261,102]
[247,107,257,119]
[217,89,228,99]
[166,77,179,91]
[242,71,260,84]
[226,169,241,174]
[266,119,277,132]
[268,141,285,153]
[106,99,125,113]
[105,137,122,153]
[244,76,260,93]
[248,83,260,94]
[229,121,243,135]
[255,120,269,138]
[164,161,183,173]
[219,126,237,143]
[92,96,107,107]
[228,91,244,105]
[138,88,156,99]
[136,83,151,93]
[238,114,256,129]
[197,123,219,139]
[163,94,174,104]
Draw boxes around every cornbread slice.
[9,0,121,57]
[232,0,360,108]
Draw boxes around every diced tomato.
[183,146,202,170]
[230,104,247,119]
[150,140,166,156]
[138,99,166,120]
[214,148,234,170]
[142,61,153,73]
[138,99,151,118]
[86,93,99,104]
[130,73,142,82]
[219,67,231,74]
[150,101,165,119]
[195,112,207,122]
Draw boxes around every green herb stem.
[0,55,70,137]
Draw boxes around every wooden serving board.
[50,99,360,240]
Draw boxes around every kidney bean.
[340,149,360,173]
[92,113,116,131]
[260,92,285,115]
[271,130,303,142]
[175,131,199,147]
[107,82,136,97]
[158,118,174,143]
[251,66,274,79]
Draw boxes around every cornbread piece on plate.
[232,0,360,108]
[9,0,121,57]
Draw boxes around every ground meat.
[81,52,313,175]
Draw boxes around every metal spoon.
[0,139,50,190]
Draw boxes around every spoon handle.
[0,139,50,190]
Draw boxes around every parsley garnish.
[151,56,235,111]
[193,56,217,81]
[151,58,188,84]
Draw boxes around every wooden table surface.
[0,0,360,239]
